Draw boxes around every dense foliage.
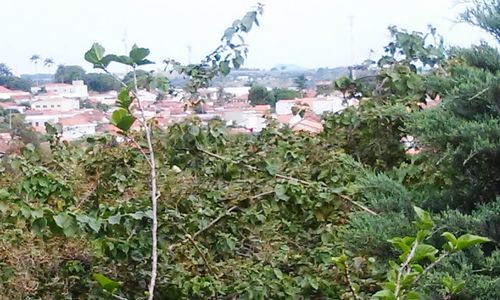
[1,2,499,299]
[0,63,33,91]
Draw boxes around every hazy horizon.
[1,0,496,75]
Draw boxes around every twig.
[104,66,160,300]
[468,87,489,101]
[412,251,451,285]
[338,194,378,216]
[128,136,153,168]
[394,239,418,299]
[198,148,378,215]
[343,261,361,300]
[109,293,128,300]
[169,191,274,251]
[75,172,100,209]
[130,68,160,300]
[185,234,217,277]
[192,206,238,239]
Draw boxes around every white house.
[0,86,30,100]
[59,116,97,140]
[275,97,355,116]
[23,110,78,130]
[223,110,266,132]
[31,98,80,111]
[44,80,88,98]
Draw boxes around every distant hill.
[270,64,308,72]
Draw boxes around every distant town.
[0,65,373,155]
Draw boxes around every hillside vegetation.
[1,1,499,299]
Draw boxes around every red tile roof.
[0,86,13,93]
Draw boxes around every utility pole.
[187,44,192,65]
[348,15,355,79]
[122,29,129,74]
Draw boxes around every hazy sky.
[1,0,496,74]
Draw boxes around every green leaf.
[232,54,244,69]
[108,55,134,66]
[274,184,289,201]
[413,206,433,230]
[441,232,457,250]
[84,43,106,68]
[31,218,47,236]
[405,291,423,300]
[93,273,120,293]
[129,44,153,65]
[188,125,200,137]
[273,268,283,279]
[53,213,73,229]
[129,210,151,220]
[372,289,396,299]
[219,61,230,76]
[412,244,438,262]
[455,234,490,250]
[53,213,78,237]
[241,11,257,32]
[222,27,237,41]
[111,108,136,132]
[117,88,132,109]
[265,160,277,176]
[0,201,8,214]
[108,213,122,225]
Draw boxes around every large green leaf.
[117,88,132,109]
[104,54,133,66]
[219,61,230,76]
[455,234,490,250]
[93,273,120,293]
[53,213,73,229]
[84,43,106,68]
[413,206,433,230]
[129,44,153,66]
[241,11,257,32]
[111,108,136,132]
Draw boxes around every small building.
[31,98,80,111]
[0,86,30,100]
[59,116,97,140]
[44,80,89,98]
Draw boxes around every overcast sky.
[1,0,496,74]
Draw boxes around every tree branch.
[394,239,418,299]
[344,261,361,300]
[412,251,451,285]
[185,234,218,277]
[169,191,274,252]
[198,148,378,215]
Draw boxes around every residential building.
[0,86,30,100]
[44,80,89,98]
[31,98,80,111]
[59,116,97,140]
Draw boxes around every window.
[51,105,54,108]
[57,105,61,108]
[35,122,39,127]
[43,105,47,108]
[35,105,40,108]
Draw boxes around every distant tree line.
[0,63,32,91]
[248,84,301,106]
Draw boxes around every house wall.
[276,101,295,115]
[31,99,79,111]
[62,124,96,140]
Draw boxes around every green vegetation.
[54,65,86,83]
[249,85,300,106]
[248,84,275,106]
[83,73,121,93]
[0,2,499,299]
